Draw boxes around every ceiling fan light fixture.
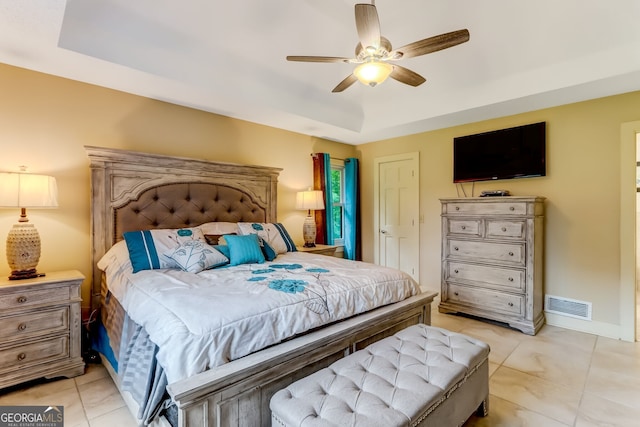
[354,61,393,87]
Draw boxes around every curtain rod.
[310,153,346,161]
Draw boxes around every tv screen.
[453,122,546,183]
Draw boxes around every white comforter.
[99,248,421,385]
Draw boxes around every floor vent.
[545,295,592,321]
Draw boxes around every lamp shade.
[354,61,393,87]
[295,190,325,211]
[0,173,58,208]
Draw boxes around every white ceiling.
[1,0,640,145]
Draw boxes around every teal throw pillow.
[224,234,266,266]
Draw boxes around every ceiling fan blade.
[390,65,426,87]
[332,74,358,93]
[355,4,381,49]
[286,56,351,63]
[393,29,470,59]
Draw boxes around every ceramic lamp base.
[302,215,317,247]
[6,222,42,280]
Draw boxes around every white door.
[374,152,420,282]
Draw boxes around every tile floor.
[0,362,137,427]
[1,308,639,426]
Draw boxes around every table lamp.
[295,190,325,247]
[0,171,58,280]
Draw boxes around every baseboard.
[544,312,632,341]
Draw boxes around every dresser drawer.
[0,286,70,310]
[446,283,524,316]
[445,201,528,216]
[446,219,482,237]
[447,239,525,265]
[445,262,525,292]
[486,220,526,239]
[0,307,69,341]
[0,336,69,372]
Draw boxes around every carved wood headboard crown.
[85,146,281,310]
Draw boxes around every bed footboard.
[167,291,436,427]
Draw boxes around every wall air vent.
[545,295,592,321]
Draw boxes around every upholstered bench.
[270,324,490,427]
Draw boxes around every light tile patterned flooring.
[1,307,639,426]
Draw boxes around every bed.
[86,146,436,427]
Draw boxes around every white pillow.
[198,222,239,235]
[123,227,207,273]
[237,222,297,254]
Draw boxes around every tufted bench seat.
[270,324,490,427]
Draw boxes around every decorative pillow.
[213,244,231,259]
[259,238,278,261]
[212,238,274,263]
[237,222,297,254]
[204,233,236,246]
[123,227,207,273]
[198,222,239,235]
[166,240,228,273]
[97,240,132,274]
[224,234,266,266]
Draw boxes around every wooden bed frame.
[86,146,436,427]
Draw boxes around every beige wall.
[357,91,640,338]
[2,61,638,338]
[0,63,356,310]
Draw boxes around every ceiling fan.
[286,2,470,93]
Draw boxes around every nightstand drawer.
[447,284,524,316]
[296,245,338,256]
[0,336,69,372]
[0,286,70,310]
[0,307,69,341]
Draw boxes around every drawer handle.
[454,292,459,296]
[508,302,514,307]
[501,227,507,232]
[454,269,459,274]
[461,225,466,230]
[17,352,26,361]
[16,296,27,304]
[508,251,514,256]
[454,247,459,251]
[509,206,515,211]
[455,206,460,211]
[18,323,27,331]
[508,277,514,282]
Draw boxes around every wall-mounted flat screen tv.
[453,122,546,183]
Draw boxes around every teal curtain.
[322,153,335,244]
[344,157,359,260]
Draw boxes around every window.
[330,159,345,245]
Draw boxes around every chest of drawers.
[439,197,545,335]
[0,270,85,388]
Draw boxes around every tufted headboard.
[85,146,281,310]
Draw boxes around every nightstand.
[0,270,85,389]
[296,244,339,257]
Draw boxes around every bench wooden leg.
[476,398,489,417]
